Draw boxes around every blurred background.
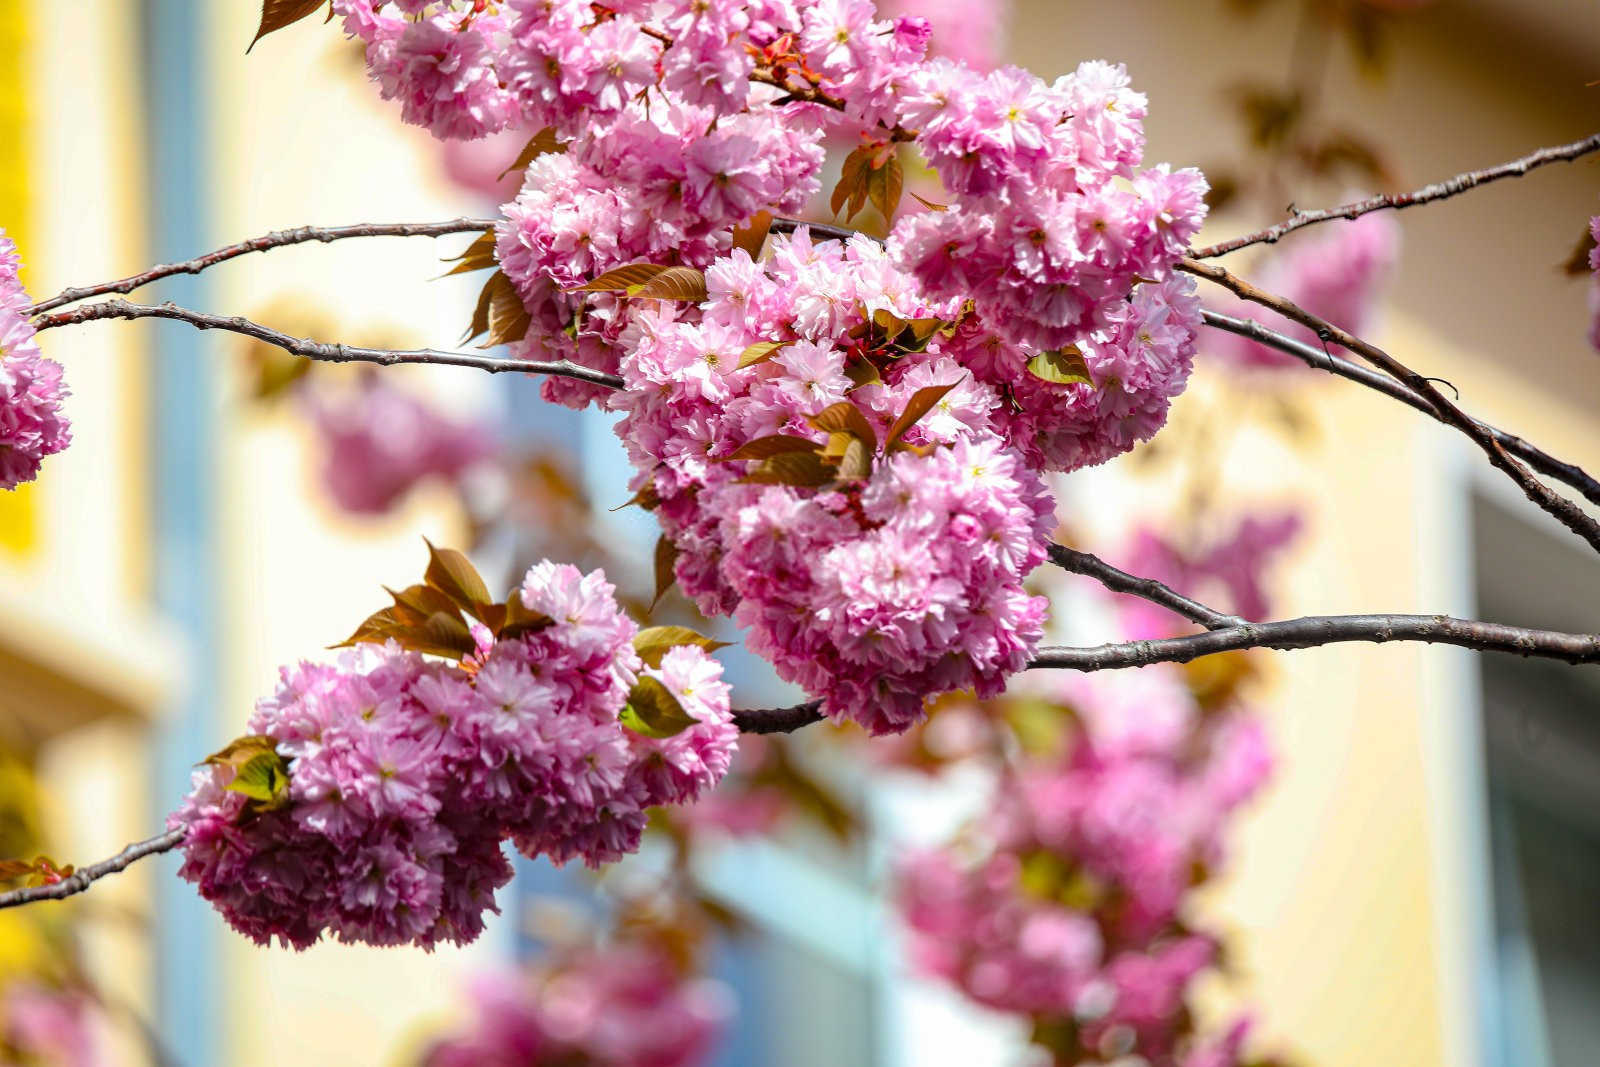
[1,0,1598,1064]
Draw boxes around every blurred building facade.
[0,1,1597,1065]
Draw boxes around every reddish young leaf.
[249,0,327,51]
[568,262,670,293]
[443,231,498,277]
[739,450,835,487]
[885,381,960,446]
[723,435,823,462]
[423,539,494,615]
[497,127,566,181]
[630,266,709,302]
[807,400,878,451]
[731,210,774,259]
[652,536,680,610]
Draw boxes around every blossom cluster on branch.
[171,557,737,950]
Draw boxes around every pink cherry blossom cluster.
[611,230,1055,734]
[303,373,499,515]
[893,61,1209,355]
[0,229,71,490]
[1207,212,1399,371]
[495,109,825,408]
[876,0,1010,70]
[169,562,737,950]
[897,666,1272,1066]
[1119,509,1303,639]
[421,942,732,1067]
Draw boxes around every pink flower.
[0,229,71,489]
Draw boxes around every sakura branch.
[1182,257,1600,556]
[1193,130,1600,259]
[0,828,186,911]
[26,218,497,316]
[32,298,625,390]
[1201,310,1600,509]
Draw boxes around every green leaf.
[723,435,822,462]
[226,751,292,810]
[633,625,731,668]
[619,676,701,738]
[1025,346,1095,387]
[739,450,835,487]
[568,262,669,293]
[248,0,326,52]
[423,539,493,616]
[806,400,878,451]
[737,340,793,369]
[652,536,679,610]
[497,127,566,181]
[442,231,499,277]
[885,381,960,447]
[629,266,709,303]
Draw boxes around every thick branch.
[734,613,1600,734]
[1194,132,1600,259]
[0,828,186,911]
[1047,543,1244,630]
[1201,310,1600,509]
[1182,258,1600,555]
[33,298,625,390]
[28,219,497,316]
[731,699,824,734]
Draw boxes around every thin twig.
[1047,543,1244,630]
[1193,131,1600,259]
[1201,310,1600,508]
[0,828,186,910]
[33,299,625,390]
[1182,258,1600,555]
[28,219,497,316]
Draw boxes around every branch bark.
[0,828,186,911]
[1201,310,1600,509]
[1046,543,1243,630]
[28,219,496,316]
[32,298,625,390]
[1182,258,1600,555]
[1193,131,1600,259]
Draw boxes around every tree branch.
[731,699,824,734]
[1201,310,1600,509]
[32,298,625,390]
[1182,258,1600,555]
[733,613,1600,734]
[0,828,186,911]
[1030,613,1600,671]
[1046,543,1244,630]
[28,219,497,316]
[1193,131,1600,259]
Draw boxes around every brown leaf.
[443,231,499,277]
[386,584,461,626]
[807,401,878,451]
[869,152,904,222]
[498,127,566,181]
[885,381,960,446]
[569,262,669,293]
[723,435,822,462]
[731,210,774,259]
[739,450,835,487]
[630,266,709,303]
[482,272,532,348]
[611,483,661,512]
[652,536,679,610]
[500,594,554,639]
[424,539,494,616]
[249,0,326,51]
[833,436,872,481]
[909,192,948,212]
[831,146,874,218]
